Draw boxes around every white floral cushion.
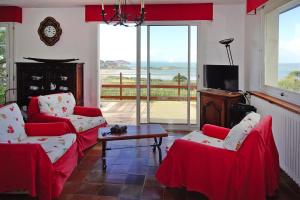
[64,114,106,132]
[223,112,261,151]
[20,134,76,163]
[38,92,76,117]
[0,103,27,144]
[166,131,224,151]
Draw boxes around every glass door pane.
[149,26,189,124]
[99,24,137,125]
[0,26,8,104]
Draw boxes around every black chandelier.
[101,0,145,26]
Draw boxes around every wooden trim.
[197,89,241,98]
[248,91,300,115]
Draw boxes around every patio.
[100,100,197,125]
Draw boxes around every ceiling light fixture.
[101,0,145,26]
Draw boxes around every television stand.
[198,89,242,128]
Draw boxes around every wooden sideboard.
[16,62,84,108]
[199,89,242,128]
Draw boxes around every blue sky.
[100,25,197,63]
[279,5,300,63]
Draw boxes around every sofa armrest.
[0,143,52,199]
[73,106,103,117]
[27,113,76,133]
[25,122,73,137]
[202,124,230,140]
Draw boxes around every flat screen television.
[203,65,239,92]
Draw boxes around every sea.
[100,61,300,81]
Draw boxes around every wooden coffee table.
[98,124,168,170]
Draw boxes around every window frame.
[0,23,10,103]
[262,0,300,106]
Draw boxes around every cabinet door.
[200,95,224,127]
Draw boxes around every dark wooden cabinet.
[16,62,84,108]
[200,89,242,128]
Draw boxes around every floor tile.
[97,184,123,197]
[76,183,102,195]
[141,186,164,200]
[125,174,145,185]
[119,185,143,199]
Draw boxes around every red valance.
[85,3,213,22]
[247,0,268,13]
[0,6,22,23]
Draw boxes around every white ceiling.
[0,0,245,8]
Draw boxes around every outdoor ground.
[100,100,197,125]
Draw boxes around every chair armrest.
[0,143,52,198]
[73,106,103,117]
[202,124,230,140]
[25,122,73,137]
[27,113,76,133]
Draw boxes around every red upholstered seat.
[27,93,107,152]
[156,116,280,200]
[0,104,78,200]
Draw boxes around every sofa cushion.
[38,93,76,117]
[223,112,261,151]
[0,103,27,144]
[167,131,224,151]
[64,114,106,132]
[20,134,76,163]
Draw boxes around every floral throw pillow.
[0,103,27,144]
[223,112,261,151]
[38,92,76,117]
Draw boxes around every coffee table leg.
[153,137,163,163]
[102,141,107,171]
[153,138,158,152]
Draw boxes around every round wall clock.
[38,17,62,46]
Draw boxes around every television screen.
[203,65,239,92]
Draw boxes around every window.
[0,24,9,104]
[264,0,300,94]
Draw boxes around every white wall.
[199,4,246,90]
[14,7,99,106]
[244,12,263,91]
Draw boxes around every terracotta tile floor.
[0,133,299,200]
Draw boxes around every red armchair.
[0,103,78,200]
[27,93,107,152]
[156,116,279,200]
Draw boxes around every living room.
[0,0,299,200]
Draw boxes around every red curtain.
[85,3,213,22]
[0,6,22,23]
[247,0,268,13]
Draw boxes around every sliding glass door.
[140,25,197,125]
[99,24,137,125]
[99,24,198,126]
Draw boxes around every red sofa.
[156,116,279,200]
[27,93,107,152]
[0,103,78,200]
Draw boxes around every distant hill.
[100,60,131,69]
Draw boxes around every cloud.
[279,23,300,63]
